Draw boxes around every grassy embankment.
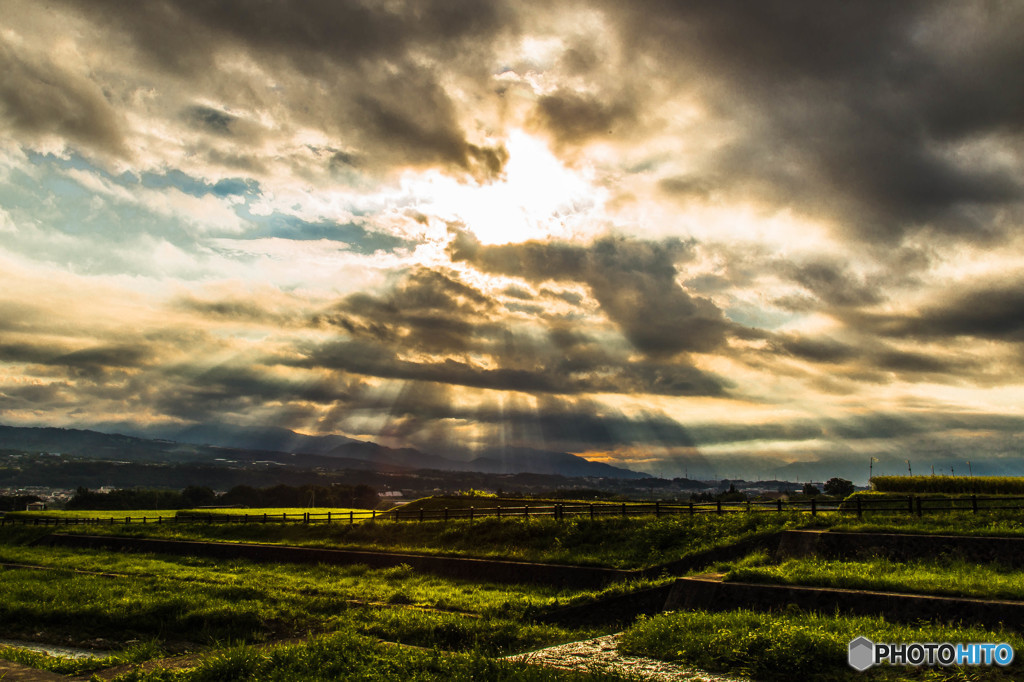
[37,505,819,569]
[0,526,631,677]
[10,487,1024,679]
[620,609,1024,682]
[725,556,1024,601]
[3,507,369,520]
[617,478,1024,681]
[871,475,1024,495]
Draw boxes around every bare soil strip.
[508,634,747,682]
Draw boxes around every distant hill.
[465,447,648,479]
[0,423,647,479]
[155,423,361,455]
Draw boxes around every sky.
[2,1,1024,483]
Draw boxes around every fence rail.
[2,495,1024,527]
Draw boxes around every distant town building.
[25,501,46,511]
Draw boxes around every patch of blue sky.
[238,212,413,255]
[24,150,262,200]
[6,152,408,266]
[723,301,798,330]
[138,168,260,199]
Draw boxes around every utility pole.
[906,459,912,476]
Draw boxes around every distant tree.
[802,482,821,497]
[0,494,41,511]
[181,485,217,507]
[823,477,855,497]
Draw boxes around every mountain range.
[0,423,647,479]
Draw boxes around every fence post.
[777,499,782,513]
[125,516,130,525]
[621,502,627,517]
[810,498,816,516]
[590,504,595,520]
[349,510,354,525]
[371,510,376,522]
[972,495,978,513]
[497,505,502,519]
[908,496,914,515]
[327,511,331,524]
[655,501,660,517]
[856,497,863,518]
[469,506,474,523]
[746,499,751,513]
[523,506,528,519]
[916,497,923,517]
[444,507,448,522]
[689,502,694,516]
[716,500,722,515]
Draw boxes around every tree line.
[65,483,379,510]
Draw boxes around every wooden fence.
[2,495,1023,527]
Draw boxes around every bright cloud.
[2,1,1024,482]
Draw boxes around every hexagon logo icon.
[848,636,875,671]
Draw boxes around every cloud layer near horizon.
[2,1,1024,481]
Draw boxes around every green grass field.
[619,609,1024,681]
[725,556,1024,601]
[48,509,816,568]
[871,475,1024,495]
[5,503,1024,679]
[5,506,370,520]
[0,527,620,676]
[4,508,182,520]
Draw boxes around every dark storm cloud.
[533,90,635,147]
[343,386,698,452]
[856,281,1024,342]
[0,341,149,371]
[663,410,1024,449]
[299,340,570,394]
[766,330,980,386]
[48,0,514,179]
[0,36,125,155]
[450,231,734,356]
[783,259,885,308]
[590,0,1024,243]
[185,106,237,136]
[299,265,728,396]
[318,268,497,353]
[173,296,302,326]
[154,365,355,421]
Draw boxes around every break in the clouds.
[2,1,1024,482]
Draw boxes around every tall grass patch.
[872,476,1024,495]
[52,511,816,568]
[109,631,629,681]
[726,557,1024,601]
[620,609,1024,681]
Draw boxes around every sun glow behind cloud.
[403,130,604,245]
[5,1,1024,483]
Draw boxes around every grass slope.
[50,511,816,568]
[620,609,1024,681]
[726,557,1024,602]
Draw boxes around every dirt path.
[0,660,70,681]
[507,634,748,682]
